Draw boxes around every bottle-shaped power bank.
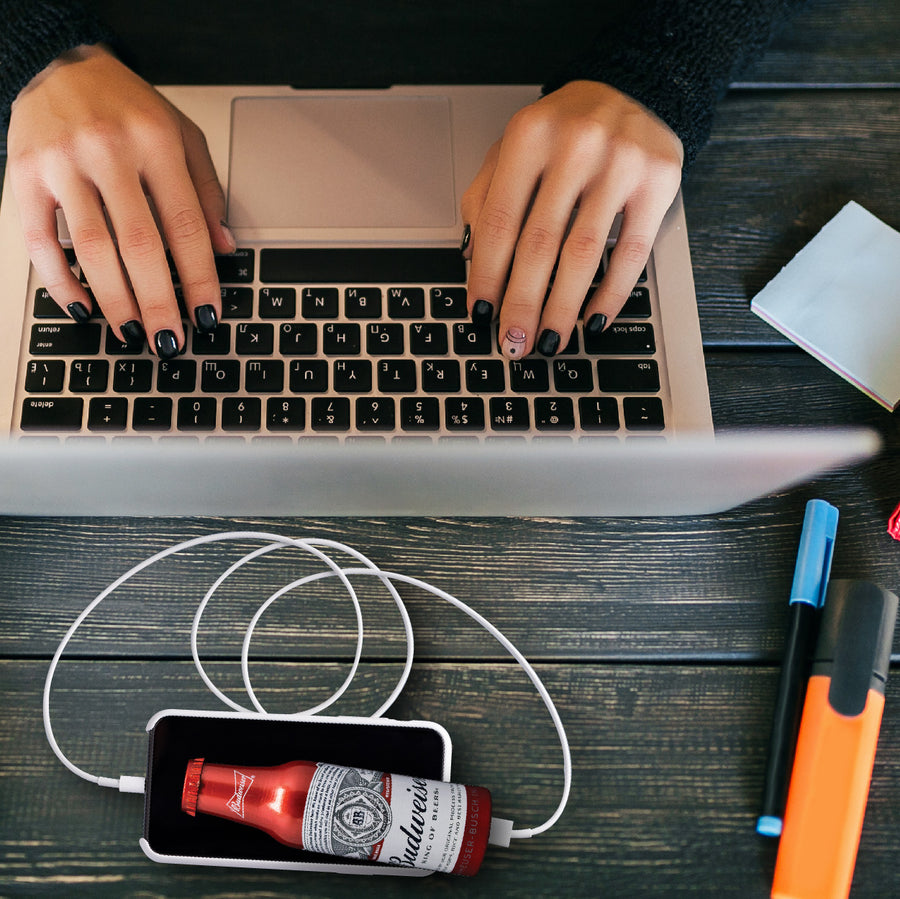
[182,757,493,876]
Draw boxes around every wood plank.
[3,660,898,898]
[685,90,900,346]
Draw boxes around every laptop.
[0,85,880,515]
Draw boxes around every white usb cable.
[42,531,571,841]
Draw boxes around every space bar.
[260,248,466,284]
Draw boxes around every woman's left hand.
[461,80,684,358]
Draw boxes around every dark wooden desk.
[1,2,898,896]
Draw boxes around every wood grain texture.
[3,660,899,898]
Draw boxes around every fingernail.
[67,301,91,323]
[585,313,608,336]
[154,329,180,359]
[501,327,527,358]
[220,220,237,253]
[537,329,561,356]
[195,304,218,333]
[120,319,145,348]
[472,299,493,324]
[459,223,471,254]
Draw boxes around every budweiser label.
[227,770,256,818]
[301,763,469,873]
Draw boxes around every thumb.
[181,116,236,254]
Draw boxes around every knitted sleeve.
[0,0,117,125]
[543,0,809,168]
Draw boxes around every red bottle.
[182,757,492,876]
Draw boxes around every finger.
[145,152,222,334]
[12,177,93,321]
[459,140,499,263]
[99,173,184,357]
[584,185,675,328]
[465,141,543,325]
[496,171,582,358]
[539,188,620,350]
[56,178,147,343]
[181,117,235,255]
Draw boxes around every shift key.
[21,397,84,430]
[30,323,101,355]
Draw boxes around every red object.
[888,501,900,540]
[182,758,492,876]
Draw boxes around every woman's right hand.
[7,43,235,357]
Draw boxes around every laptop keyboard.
[17,244,670,441]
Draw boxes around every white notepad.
[751,201,900,410]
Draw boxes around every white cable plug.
[42,531,571,840]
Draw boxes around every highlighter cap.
[789,499,838,608]
[812,580,898,716]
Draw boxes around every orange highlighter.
[772,579,898,899]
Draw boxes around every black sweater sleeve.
[0,0,116,125]
[543,0,809,168]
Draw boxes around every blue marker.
[756,499,839,838]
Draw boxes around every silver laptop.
[0,85,879,515]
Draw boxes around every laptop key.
[324,323,361,355]
[88,397,128,430]
[535,397,575,430]
[345,288,383,318]
[236,323,275,355]
[445,397,485,430]
[510,359,550,392]
[410,323,448,355]
[356,398,396,430]
[245,360,285,392]
[25,360,65,392]
[30,323,102,355]
[289,360,328,392]
[215,248,255,283]
[178,397,217,430]
[578,397,620,430]
[21,397,83,430]
[192,324,232,355]
[222,397,261,430]
[401,397,440,431]
[377,360,416,392]
[552,359,594,392]
[422,359,460,392]
[453,323,493,355]
[624,396,665,430]
[367,323,404,355]
[113,359,154,393]
[585,323,655,355]
[280,323,318,355]
[132,397,173,430]
[387,287,425,318]
[597,359,660,392]
[201,359,241,392]
[466,360,505,393]
[430,287,468,319]
[69,360,109,392]
[157,359,197,393]
[259,287,297,319]
[267,398,306,430]
[490,397,530,431]
[220,286,254,319]
[311,397,351,430]
[334,360,372,392]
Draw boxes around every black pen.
[756,499,838,837]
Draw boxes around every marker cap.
[789,500,838,608]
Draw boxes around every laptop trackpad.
[227,95,457,229]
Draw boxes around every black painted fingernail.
[154,329,180,359]
[537,329,561,356]
[472,299,493,324]
[195,304,218,333]
[120,319,145,348]
[67,302,91,323]
[586,313,608,336]
[459,223,471,253]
